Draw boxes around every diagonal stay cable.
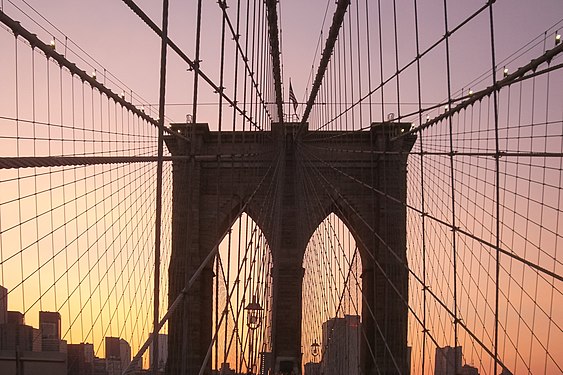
[303,1,492,135]
[296,133,398,372]
[125,148,283,372]
[305,15,563,138]
[297,141,535,371]
[200,227,274,375]
[200,152,281,373]
[297,142,510,371]
[297,146,401,373]
[298,142,562,283]
[216,0,275,125]
[393,43,563,140]
[120,0,267,132]
[300,59,563,144]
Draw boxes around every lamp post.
[245,296,263,375]
[311,339,320,363]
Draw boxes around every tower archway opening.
[301,213,362,375]
[211,212,273,375]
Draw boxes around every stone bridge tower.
[164,122,415,375]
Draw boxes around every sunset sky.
[0,0,561,373]
[3,0,561,125]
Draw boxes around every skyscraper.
[68,343,95,375]
[119,338,131,372]
[0,310,37,352]
[105,336,131,374]
[0,316,34,351]
[32,328,42,352]
[8,311,24,325]
[0,304,66,374]
[40,311,62,352]
[0,285,7,325]
[434,346,462,375]
[93,356,109,375]
[105,336,121,359]
[321,315,360,375]
[149,333,168,371]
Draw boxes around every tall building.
[0,303,66,375]
[40,311,62,352]
[0,310,38,352]
[321,315,360,375]
[8,310,24,325]
[106,336,121,359]
[149,333,168,371]
[105,336,131,374]
[93,356,109,375]
[0,285,7,325]
[120,338,131,369]
[434,346,462,375]
[68,343,95,375]
[0,318,34,351]
[32,328,42,352]
[106,358,121,375]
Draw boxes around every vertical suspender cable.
[241,0,252,134]
[31,49,43,312]
[377,0,385,121]
[191,0,203,123]
[215,0,228,370]
[354,0,363,132]
[392,0,400,119]
[152,0,170,373]
[442,1,459,369]
[364,0,373,121]
[487,2,501,374]
[412,0,429,373]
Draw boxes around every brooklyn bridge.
[0,0,561,374]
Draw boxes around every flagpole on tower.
[289,78,299,121]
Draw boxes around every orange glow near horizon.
[0,1,561,374]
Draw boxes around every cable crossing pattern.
[0,1,561,375]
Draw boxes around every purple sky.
[0,1,561,372]
[4,0,561,126]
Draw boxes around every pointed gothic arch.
[164,121,415,374]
